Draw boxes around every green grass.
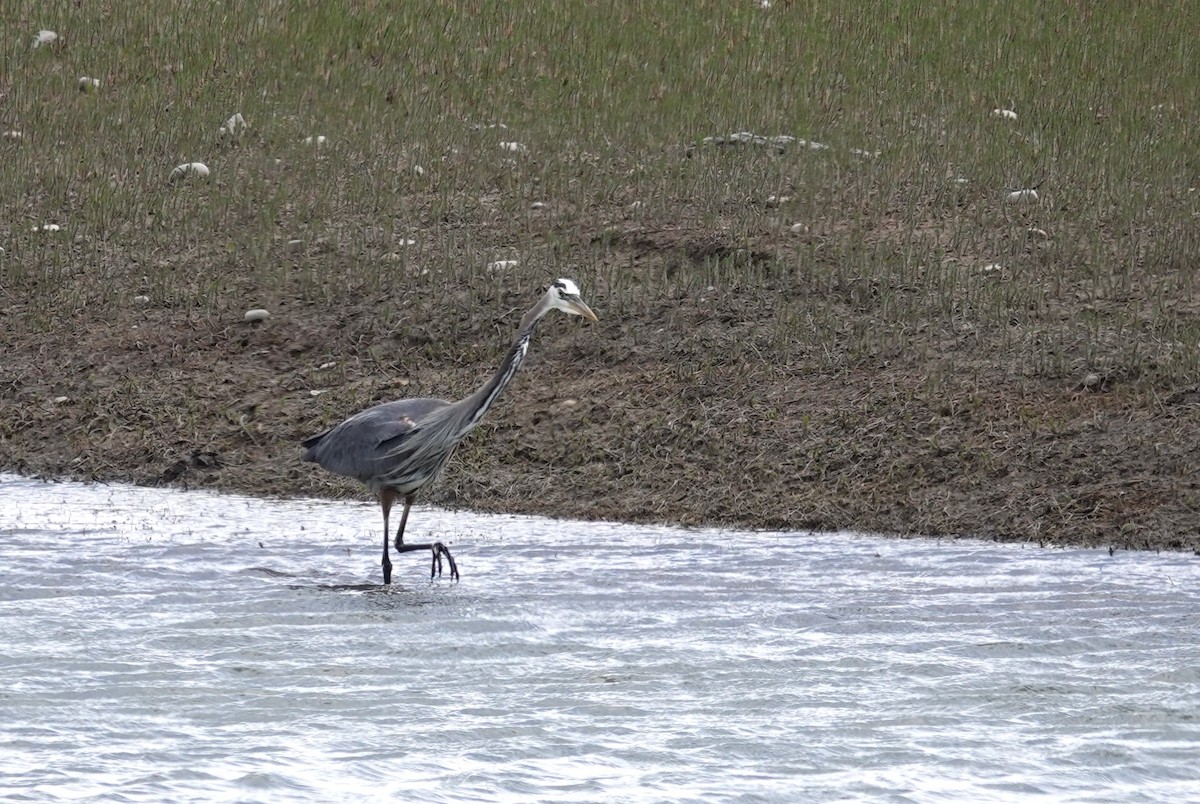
[2,0,1198,385]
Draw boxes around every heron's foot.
[394,539,459,582]
[430,541,459,582]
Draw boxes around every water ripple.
[1,475,1198,802]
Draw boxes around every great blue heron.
[301,278,598,584]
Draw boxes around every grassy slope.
[1,2,1198,549]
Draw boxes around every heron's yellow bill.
[572,300,599,322]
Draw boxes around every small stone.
[78,76,101,92]
[530,201,547,210]
[32,30,58,48]
[789,222,809,234]
[52,396,70,404]
[132,295,150,305]
[1006,189,1039,204]
[2,130,23,141]
[992,108,1018,120]
[303,135,327,146]
[219,113,247,137]
[170,162,210,181]
[499,141,527,153]
[243,308,270,322]
[1083,372,1102,389]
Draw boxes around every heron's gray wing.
[301,398,449,481]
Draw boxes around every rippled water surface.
[2,475,1199,802]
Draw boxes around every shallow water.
[1,475,1198,803]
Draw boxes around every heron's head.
[547,278,599,322]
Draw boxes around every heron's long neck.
[448,302,547,441]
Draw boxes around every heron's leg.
[393,495,459,582]
[379,489,396,585]
[393,495,413,547]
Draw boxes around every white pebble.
[243,309,270,322]
[982,263,1003,273]
[1083,372,1102,389]
[766,195,792,207]
[52,396,70,404]
[992,108,1018,120]
[487,260,519,271]
[219,112,247,137]
[34,223,61,232]
[32,30,57,48]
[499,141,527,153]
[170,162,210,181]
[133,295,150,305]
[530,201,547,210]
[309,389,328,397]
[2,130,23,141]
[318,361,337,370]
[78,76,101,91]
[1006,189,1039,204]
[789,222,809,234]
[303,135,327,146]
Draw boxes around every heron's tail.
[300,428,331,460]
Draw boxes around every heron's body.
[302,398,451,494]
[301,279,598,584]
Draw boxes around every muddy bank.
[2,233,1198,553]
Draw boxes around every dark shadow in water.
[305,582,386,593]
[244,567,302,578]
[244,566,454,603]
